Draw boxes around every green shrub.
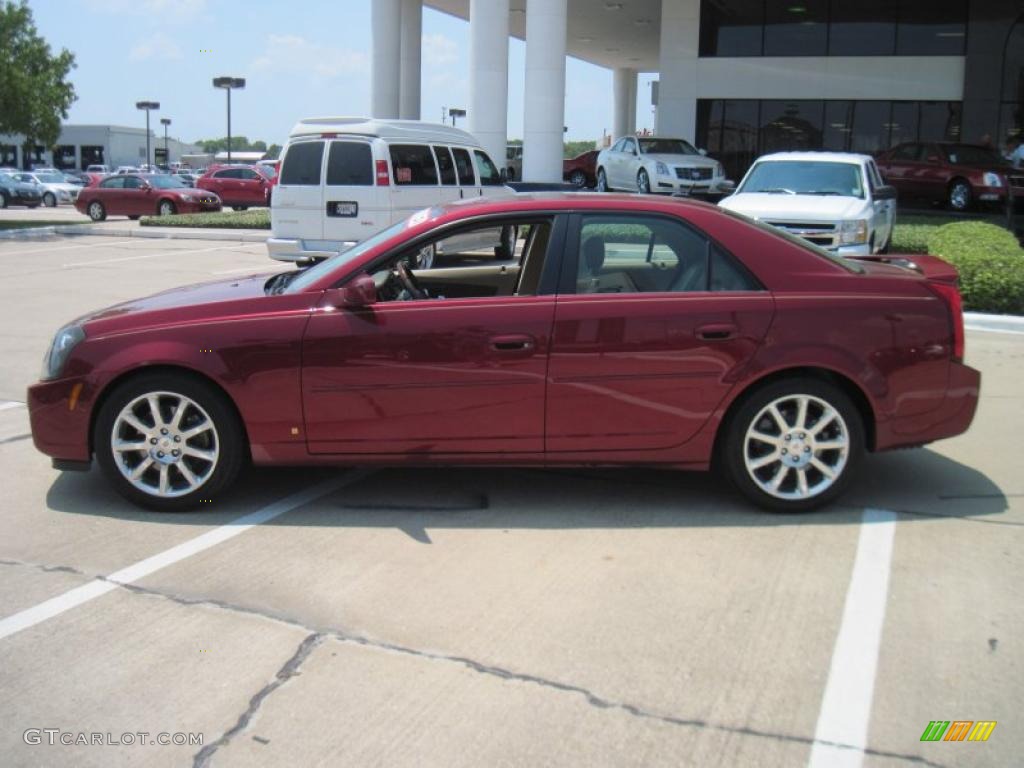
[140,209,270,229]
[927,221,1024,315]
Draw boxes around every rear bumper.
[27,376,92,463]
[267,237,356,263]
[876,362,981,450]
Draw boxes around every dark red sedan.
[29,194,979,512]
[75,174,222,221]
[875,142,1023,211]
[563,149,599,187]
[196,164,274,210]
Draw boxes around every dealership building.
[370,0,1023,180]
[0,125,200,171]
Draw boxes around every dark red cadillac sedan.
[29,194,979,512]
[75,174,222,221]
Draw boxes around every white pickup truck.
[718,152,896,256]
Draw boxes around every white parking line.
[64,243,243,268]
[807,508,897,768]
[0,401,26,411]
[0,239,114,258]
[0,470,369,642]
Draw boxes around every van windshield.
[282,219,410,294]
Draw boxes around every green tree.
[0,1,77,159]
[264,143,282,160]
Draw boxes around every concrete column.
[613,67,637,140]
[656,0,700,138]
[523,0,567,182]
[372,0,402,119]
[399,0,422,120]
[468,0,509,170]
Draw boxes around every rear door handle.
[490,334,535,353]
[696,323,738,341]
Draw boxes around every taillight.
[375,160,390,186]
[928,281,964,361]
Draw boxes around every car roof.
[426,192,719,224]
[754,151,873,164]
[289,116,480,146]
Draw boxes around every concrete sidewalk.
[0,219,268,243]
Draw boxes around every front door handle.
[696,323,738,341]
[489,334,535,353]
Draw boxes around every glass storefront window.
[699,0,764,57]
[54,145,76,170]
[888,103,920,147]
[0,145,16,167]
[764,0,827,57]
[829,1,897,56]
[918,102,962,142]
[848,101,891,154]
[822,101,854,152]
[759,100,824,154]
[895,0,967,56]
[80,146,105,169]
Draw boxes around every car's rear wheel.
[43,192,56,207]
[232,205,248,211]
[87,201,106,221]
[722,379,864,512]
[157,199,176,216]
[128,215,140,220]
[948,179,972,212]
[569,169,587,187]
[94,372,245,511]
[596,168,608,192]
[0,191,7,208]
[637,169,651,194]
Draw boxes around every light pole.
[160,118,171,166]
[448,107,466,127]
[212,77,245,163]
[135,100,160,169]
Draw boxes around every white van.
[268,117,509,263]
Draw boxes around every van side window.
[474,150,501,186]
[280,141,324,185]
[390,144,438,185]
[326,142,373,185]
[452,148,475,185]
[433,146,457,185]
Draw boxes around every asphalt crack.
[0,557,87,576]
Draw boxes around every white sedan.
[596,136,730,195]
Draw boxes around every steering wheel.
[392,260,428,300]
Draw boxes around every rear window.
[452,148,475,185]
[474,150,501,186]
[280,141,324,186]
[390,144,438,185]
[433,146,456,185]
[326,141,373,186]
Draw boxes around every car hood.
[643,153,718,168]
[718,193,868,221]
[78,273,286,334]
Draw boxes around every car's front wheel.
[0,191,7,209]
[569,169,587,187]
[948,179,972,212]
[721,379,864,512]
[637,169,651,194]
[158,200,176,216]
[43,192,56,207]
[87,201,106,221]
[94,372,245,511]
[596,168,608,192]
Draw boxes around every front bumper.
[27,376,93,463]
[654,177,731,195]
[267,237,356,263]
[977,183,1024,203]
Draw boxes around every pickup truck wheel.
[948,180,972,212]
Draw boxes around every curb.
[964,312,1024,335]
[0,224,268,243]
[0,226,61,240]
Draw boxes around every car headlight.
[983,172,1003,187]
[179,193,195,202]
[655,161,670,176]
[839,219,869,245]
[41,324,85,381]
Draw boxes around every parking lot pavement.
[0,234,1021,767]
[0,205,91,223]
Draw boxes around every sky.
[28,0,657,147]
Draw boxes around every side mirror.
[338,273,377,307]
[875,185,898,201]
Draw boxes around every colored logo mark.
[920,721,997,742]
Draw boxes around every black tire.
[596,168,608,192]
[157,199,176,217]
[0,191,8,209]
[87,200,106,221]
[569,169,587,187]
[637,169,651,194]
[720,378,865,513]
[232,205,248,211]
[43,192,57,207]
[948,179,972,212]
[94,372,246,511]
[27,203,39,209]
[128,215,141,220]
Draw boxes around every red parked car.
[563,149,600,187]
[29,194,979,512]
[875,142,1024,211]
[75,174,222,220]
[196,164,275,210]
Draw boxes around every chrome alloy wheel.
[743,394,849,501]
[110,391,219,498]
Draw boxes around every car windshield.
[281,218,412,294]
[257,165,277,179]
[35,173,63,183]
[638,139,698,155]
[739,161,865,199]
[148,175,186,189]
[941,144,1004,165]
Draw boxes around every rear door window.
[280,140,324,185]
[214,169,239,179]
[326,141,373,185]
[99,177,124,189]
[433,146,457,185]
[452,148,475,185]
[237,168,260,180]
[390,144,438,185]
[473,150,502,186]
